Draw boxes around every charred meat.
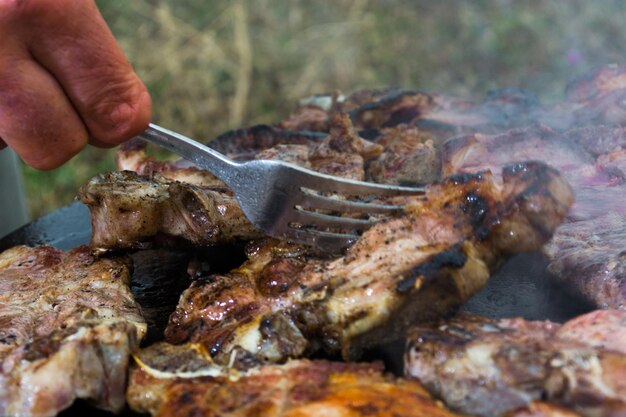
[127,342,464,417]
[164,161,572,363]
[405,310,626,417]
[508,402,583,417]
[116,125,327,174]
[95,114,381,253]
[78,171,262,254]
[443,124,626,308]
[278,65,626,138]
[366,124,441,185]
[0,246,146,417]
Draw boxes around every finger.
[21,0,151,147]
[0,55,88,170]
[88,136,119,149]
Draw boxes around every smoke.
[96,0,626,136]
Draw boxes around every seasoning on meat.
[127,342,465,417]
[78,171,263,254]
[405,310,626,417]
[0,246,146,417]
[164,161,573,363]
[443,124,626,308]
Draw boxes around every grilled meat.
[164,161,572,363]
[210,125,327,161]
[366,124,441,185]
[0,245,146,417]
[278,105,334,132]
[117,114,378,177]
[127,342,464,417]
[544,212,626,309]
[94,113,381,253]
[118,128,322,186]
[442,124,626,308]
[508,403,582,417]
[405,310,626,417]
[277,88,413,132]
[78,171,262,254]
[279,86,546,143]
[561,63,626,127]
[278,65,626,139]
[115,138,224,187]
[307,113,383,178]
[556,309,626,351]
[347,89,437,131]
[116,125,326,174]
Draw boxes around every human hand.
[0,0,151,170]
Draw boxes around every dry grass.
[22,0,626,218]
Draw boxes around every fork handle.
[140,124,239,182]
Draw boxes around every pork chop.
[0,245,146,417]
[442,124,626,308]
[405,310,626,417]
[126,342,464,417]
[78,170,262,254]
[164,161,573,363]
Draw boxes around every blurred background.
[17,0,626,220]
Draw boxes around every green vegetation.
[22,0,626,218]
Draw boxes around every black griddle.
[0,202,594,417]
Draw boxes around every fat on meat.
[164,161,573,363]
[405,310,626,417]
[0,246,146,417]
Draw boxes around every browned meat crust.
[544,212,626,309]
[561,63,626,127]
[278,104,333,132]
[164,161,572,363]
[126,343,464,417]
[0,246,146,417]
[280,87,546,142]
[507,402,582,417]
[405,310,626,417]
[95,114,381,253]
[442,124,626,308]
[347,90,438,130]
[278,65,626,139]
[210,125,327,160]
[116,114,378,179]
[116,126,326,180]
[366,124,441,185]
[307,113,383,179]
[276,88,404,132]
[116,137,225,187]
[78,171,262,254]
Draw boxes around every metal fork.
[138,124,425,253]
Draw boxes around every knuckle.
[0,0,48,29]
[24,142,84,170]
[0,0,82,25]
[88,78,151,144]
[0,0,39,19]
[0,0,23,12]
[0,0,23,22]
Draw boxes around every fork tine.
[282,228,359,253]
[293,167,425,197]
[288,209,377,231]
[296,189,404,214]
